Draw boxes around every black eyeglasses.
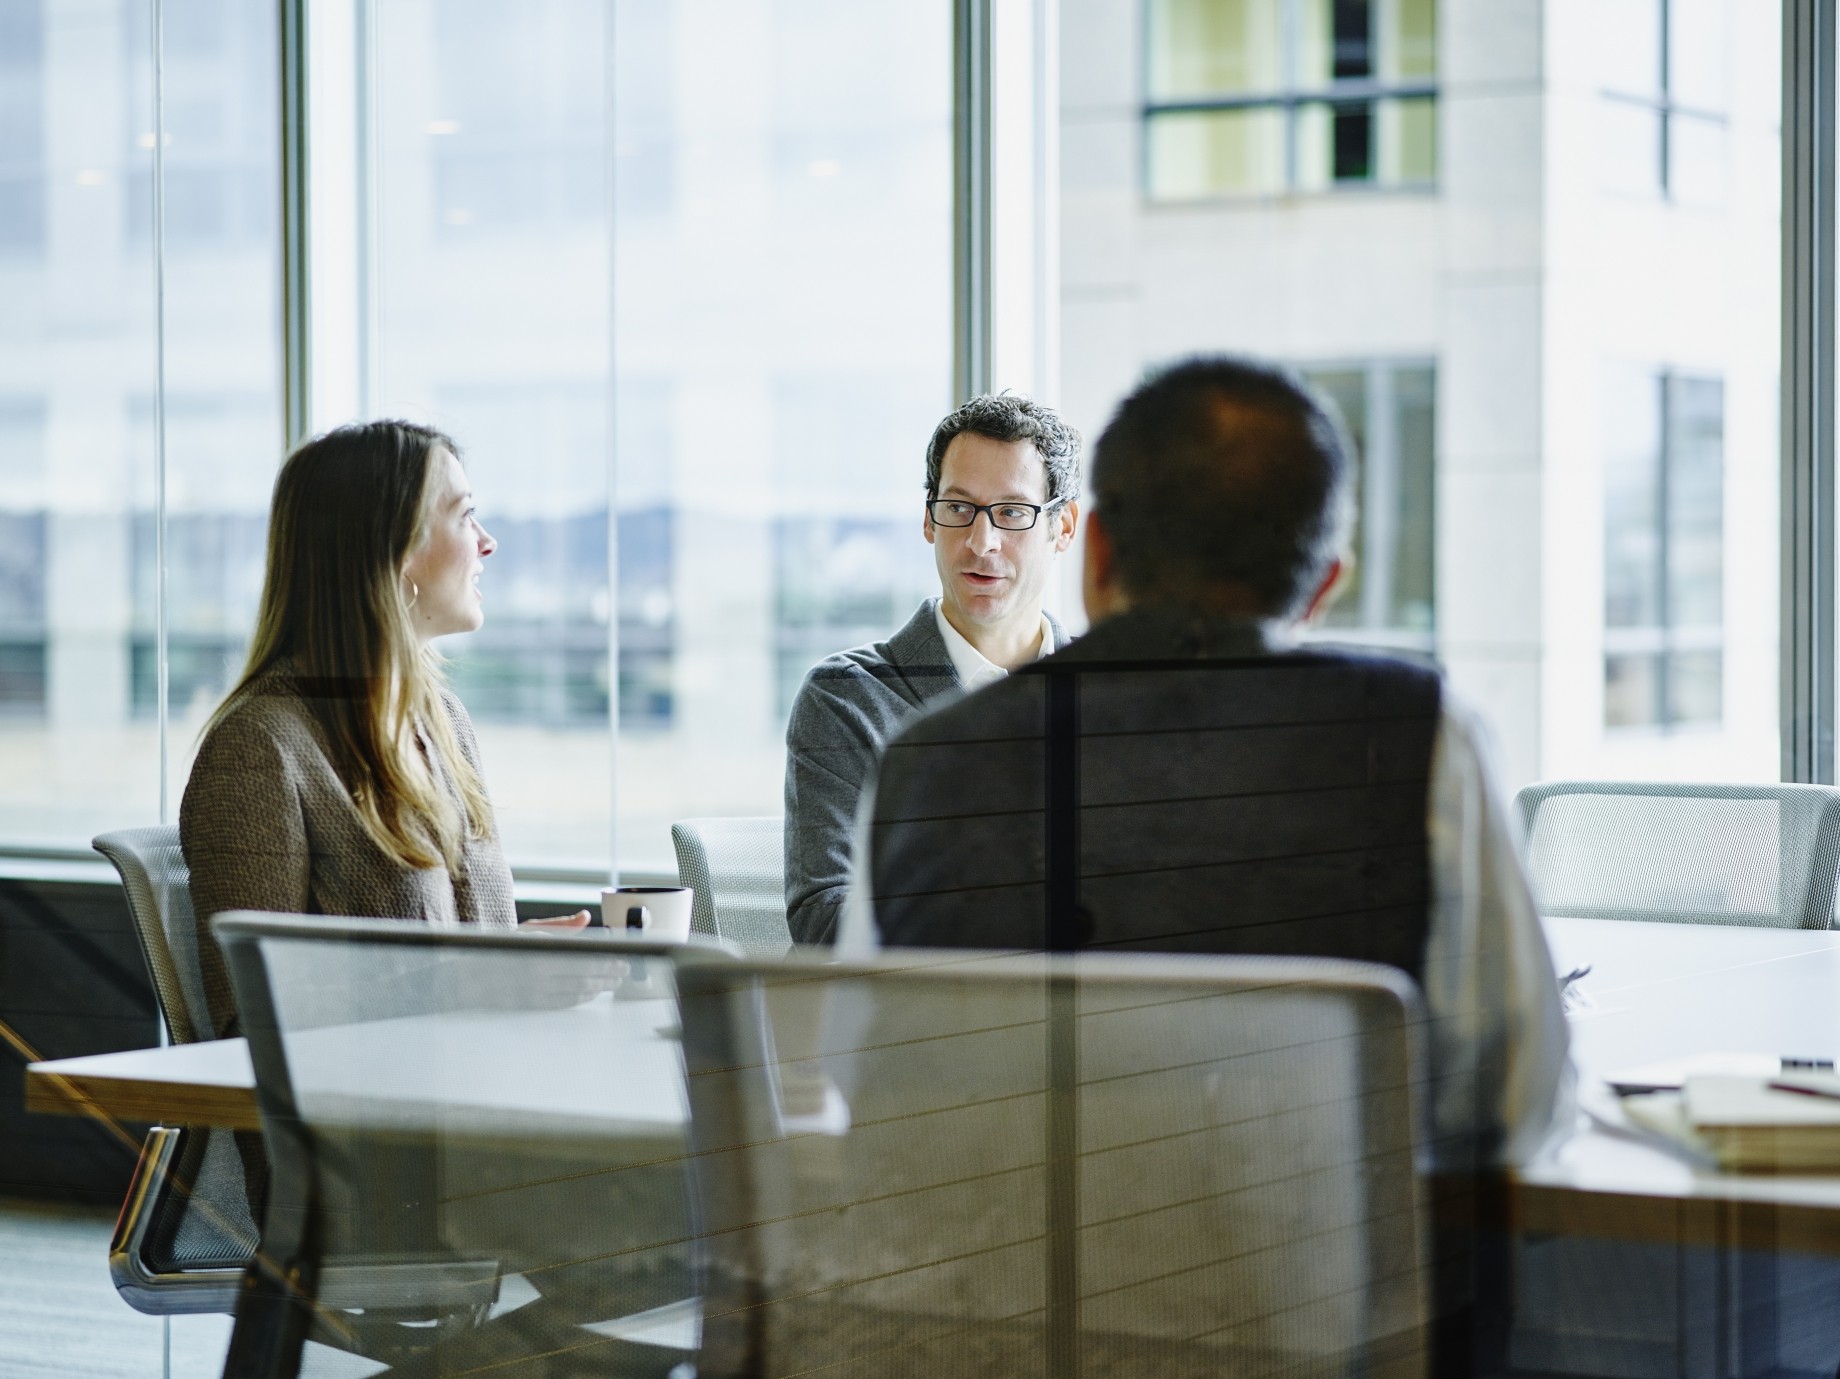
[925,498,1059,531]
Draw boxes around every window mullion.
[1782,0,1836,782]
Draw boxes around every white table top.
[281,991,688,1139]
[1545,914,1840,1079]
[27,989,686,1140]
[1524,916,1840,1238]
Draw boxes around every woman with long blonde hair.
[181,420,585,1042]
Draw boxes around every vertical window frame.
[1782,0,1836,783]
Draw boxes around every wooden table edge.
[24,1062,262,1133]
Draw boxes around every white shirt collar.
[934,603,1052,691]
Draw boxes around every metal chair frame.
[94,825,254,1315]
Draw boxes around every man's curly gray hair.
[923,394,1082,508]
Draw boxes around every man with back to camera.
[846,354,1572,1167]
[782,395,1081,945]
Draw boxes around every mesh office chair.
[1514,781,1840,928]
[91,826,259,1314]
[671,816,792,957]
[215,912,713,1379]
[674,948,1430,1379]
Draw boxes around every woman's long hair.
[209,420,494,871]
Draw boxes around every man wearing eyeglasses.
[782,394,1081,946]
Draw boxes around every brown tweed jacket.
[180,663,517,1040]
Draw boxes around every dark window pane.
[1332,100,1374,181]
[1331,0,1373,80]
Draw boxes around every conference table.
[1523,916,1840,1254]
[26,916,1840,1371]
[28,917,1840,1168]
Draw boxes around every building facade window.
[1305,361,1435,653]
[1143,0,1437,200]
[1598,0,1729,205]
[1604,368,1724,730]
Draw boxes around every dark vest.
[872,637,1443,987]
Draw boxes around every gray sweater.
[782,598,1067,944]
[180,663,517,1040]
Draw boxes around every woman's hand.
[520,910,593,931]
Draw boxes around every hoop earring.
[403,576,420,611]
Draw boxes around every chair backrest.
[671,816,791,957]
[93,824,211,1045]
[675,949,1429,1379]
[1515,780,1840,928]
[214,913,719,1376]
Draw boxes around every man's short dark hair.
[1090,355,1353,618]
[924,394,1081,508]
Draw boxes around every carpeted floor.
[0,1195,239,1377]
[0,1196,694,1379]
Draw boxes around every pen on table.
[1559,964,1591,988]
[1768,1080,1840,1102]
[1613,1057,1837,1098]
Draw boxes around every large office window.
[1143,0,1437,200]
[1599,0,1729,205]
[1604,369,1724,731]
[0,0,949,875]
[0,0,1791,853]
[299,0,952,873]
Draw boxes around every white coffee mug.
[601,885,694,942]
